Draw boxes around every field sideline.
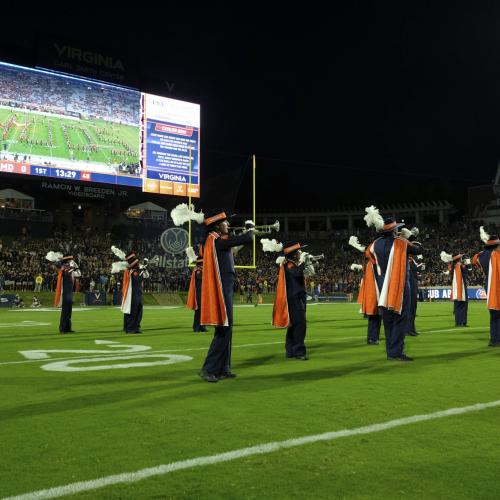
[1,301,499,499]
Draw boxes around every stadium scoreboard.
[0,61,200,197]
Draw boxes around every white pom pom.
[411,227,419,236]
[443,270,450,275]
[170,203,204,226]
[440,251,453,263]
[111,261,129,273]
[45,251,63,262]
[276,256,285,265]
[364,205,385,231]
[185,246,197,264]
[261,238,283,253]
[351,263,363,271]
[348,236,366,252]
[299,252,310,264]
[480,226,490,243]
[400,228,412,240]
[417,254,423,260]
[111,245,126,260]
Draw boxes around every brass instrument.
[307,253,325,262]
[231,220,280,235]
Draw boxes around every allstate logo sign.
[160,228,189,255]
[476,288,487,300]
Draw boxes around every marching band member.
[400,227,423,336]
[364,207,422,361]
[349,236,381,345]
[473,227,500,346]
[46,251,81,334]
[198,209,254,382]
[186,246,207,333]
[263,239,311,360]
[111,246,149,334]
[172,204,289,380]
[440,251,472,327]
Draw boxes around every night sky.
[1,6,500,212]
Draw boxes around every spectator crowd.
[0,219,498,297]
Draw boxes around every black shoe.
[367,340,379,345]
[488,342,500,347]
[406,331,418,337]
[133,330,142,333]
[387,354,414,361]
[295,355,309,360]
[198,370,218,383]
[200,327,208,332]
[219,372,237,379]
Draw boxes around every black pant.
[203,273,234,375]
[453,300,468,326]
[193,307,202,331]
[381,283,409,358]
[286,295,307,357]
[59,298,72,332]
[367,315,381,342]
[124,296,143,332]
[490,310,500,344]
[408,276,418,332]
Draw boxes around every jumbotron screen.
[0,61,200,197]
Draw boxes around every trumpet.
[231,220,280,235]
[304,253,325,263]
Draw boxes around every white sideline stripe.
[5,399,500,500]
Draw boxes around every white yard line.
[4,399,500,500]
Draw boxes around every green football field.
[0,108,139,165]
[1,301,499,499]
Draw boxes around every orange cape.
[200,232,228,326]
[378,238,408,314]
[121,269,132,314]
[186,269,198,310]
[358,260,379,315]
[487,251,500,310]
[272,263,290,328]
[54,270,63,308]
[451,263,465,301]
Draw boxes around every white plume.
[348,236,366,252]
[400,228,412,240]
[276,256,285,265]
[440,251,453,263]
[443,270,450,275]
[480,226,490,243]
[351,263,363,271]
[299,252,310,264]
[364,205,385,231]
[185,246,197,264]
[45,251,63,262]
[170,203,204,226]
[411,227,419,237]
[261,238,283,252]
[111,246,126,260]
[417,254,423,260]
[111,261,129,273]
